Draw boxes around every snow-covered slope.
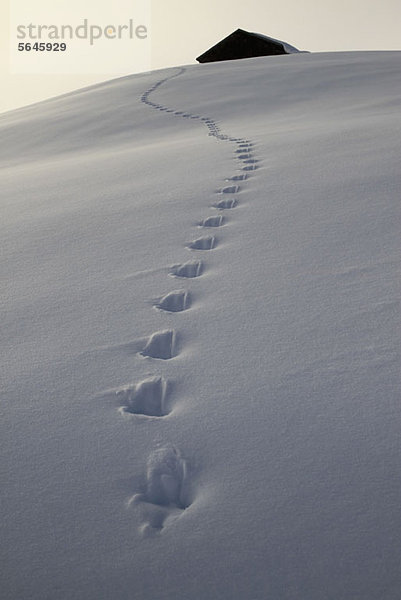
[1,52,400,600]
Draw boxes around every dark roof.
[196,29,301,64]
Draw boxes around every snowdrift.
[1,51,400,600]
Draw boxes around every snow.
[1,51,400,599]
[252,31,303,53]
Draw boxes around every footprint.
[219,185,240,194]
[243,158,259,164]
[156,290,190,312]
[226,174,248,181]
[118,376,169,417]
[141,330,176,360]
[243,164,259,171]
[214,198,238,210]
[130,446,190,532]
[135,446,189,507]
[147,446,188,508]
[170,260,203,278]
[199,215,224,228]
[237,154,253,160]
[188,236,216,250]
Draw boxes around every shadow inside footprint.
[199,215,224,228]
[118,376,169,417]
[141,330,176,360]
[214,198,238,210]
[226,174,248,181]
[130,445,191,533]
[219,185,240,194]
[156,290,190,312]
[188,236,216,250]
[139,446,190,509]
[170,260,203,278]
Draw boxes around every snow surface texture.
[1,52,400,599]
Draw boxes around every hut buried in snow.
[196,29,304,63]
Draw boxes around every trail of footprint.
[129,446,190,532]
[144,79,257,155]
[170,260,203,278]
[141,330,176,360]
[155,290,191,312]
[118,376,169,417]
[188,236,216,250]
[136,68,261,533]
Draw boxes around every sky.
[1,0,401,114]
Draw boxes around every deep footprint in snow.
[170,260,203,278]
[141,330,176,360]
[219,185,240,194]
[188,236,216,250]
[199,215,224,228]
[146,446,188,508]
[243,158,259,164]
[214,198,238,210]
[156,290,190,312]
[130,446,190,532]
[243,164,259,171]
[226,174,248,181]
[118,376,169,417]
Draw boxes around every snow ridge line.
[121,67,259,534]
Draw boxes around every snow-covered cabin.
[196,28,303,63]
